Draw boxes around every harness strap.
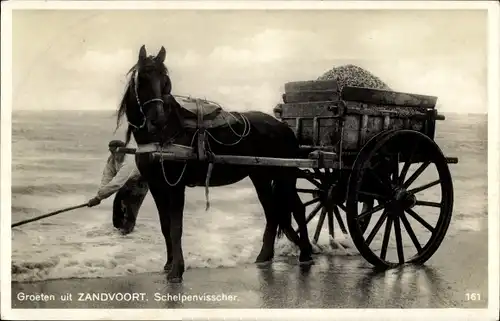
[195,98,214,211]
[136,141,214,212]
[196,98,207,161]
[135,96,247,213]
[205,162,214,211]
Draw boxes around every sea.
[10,110,487,282]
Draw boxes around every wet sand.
[10,216,489,310]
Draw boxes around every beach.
[9,111,489,309]
[11,218,488,309]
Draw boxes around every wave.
[10,221,360,283]
[12,183,98,197]
[12,206,42,215]
[11,221,481,283]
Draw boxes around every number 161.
[465,293,481,301]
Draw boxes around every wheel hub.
[392,187,417,212]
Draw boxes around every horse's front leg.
[136,154,174,271]
[159,201,173,272]
[167,185,186,283]
[147,182,173,271]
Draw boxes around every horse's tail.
[273,173,296,239]
[276,199,291,239]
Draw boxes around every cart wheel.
[295,170,374,249]
[346,130,454,268]
[293,131,396,247]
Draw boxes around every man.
[87,140,149,235]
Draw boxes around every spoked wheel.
[295,168,374,248]
[292,131,396,247]
[346,130,454,268]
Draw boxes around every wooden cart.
[273,79,457,268]
[120,79,458,269]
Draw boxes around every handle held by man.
[11,203,90,228]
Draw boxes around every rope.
[159,130,198,187]
[158,95,252,211]
[173,95,252,146]
[205,111,251,146]
[196,99,251,210]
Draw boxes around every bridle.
[127,69,165,131]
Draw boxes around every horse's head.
[117,45,183,145]
[126,45,172,136]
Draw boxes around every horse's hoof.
[167,276,183,283]
[255,253,273,266]
[299,259,315,266]
[119,227,134,235]
[299,252,315,265]
[255,260,272,267]
[255,251,274,264]
[311,243,322,254]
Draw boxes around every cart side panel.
[341,101,429,151]
[341,86,438,108]
[277,100,433,152]
[284,80,339,93]
[280,116,341,147]
[274,83,442,164]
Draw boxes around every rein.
[127,70,165,130]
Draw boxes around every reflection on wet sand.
[258,264,290,307]
[8,260,469,309]
[11,229,487,309]
[355,265,450,308]
[256,257,449,308]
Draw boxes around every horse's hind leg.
[290,190,314,264]
[250,174,279,264]
[273,178,314,265]
[147,182,173,272]
[250,174,301,248]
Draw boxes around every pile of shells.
[317,64,392,91]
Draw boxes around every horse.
[116,45,314,282]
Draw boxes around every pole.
[11,203,88,228]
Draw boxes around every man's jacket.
[96,155,148,201]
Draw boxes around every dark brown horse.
[116,45,313,282]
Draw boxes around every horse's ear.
[138,45,147,61]
[156,46,166,63]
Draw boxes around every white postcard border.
[1,1,498,320]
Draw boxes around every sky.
[12,9,488,114]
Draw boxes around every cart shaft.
[117,147,458,168]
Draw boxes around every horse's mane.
[114,65,136,146]
[115,58,170,146]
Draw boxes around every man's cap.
[108,140,126,148]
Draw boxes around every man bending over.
[87,140,149,235]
